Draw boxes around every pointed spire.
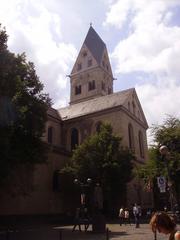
[84,26,106,64]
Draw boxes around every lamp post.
[74,178,106,232]
[74,178,92,206]
[159,145,174,211]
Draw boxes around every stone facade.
[0,26,152,216]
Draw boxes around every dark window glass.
[88,59,92,67]
[88,80,96,91]
[96,121,102,133]
[77,63,82,71]
[48,127,53,144]
[53,170,60,191]
[75,85,81,95]
[132,101,136,115]
[128,124,134,151]
[82,51,87,57]
[71,128,79,150]
[139,131,144,158]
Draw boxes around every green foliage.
[0,24,51,187]
[71,123,133,184]
[136,116,180,202]
[60,122,134,208]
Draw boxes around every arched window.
[132,101,136,115]
[88,80,96,91]
[48,126,53,144]
[138,131,144,158]
[53,170,60,191]
[128,123,135,151]
[96,121,102,133]
[71,128,79,150]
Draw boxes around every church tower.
[70,26,114,105]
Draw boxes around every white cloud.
[0,0,77,106]
[136,83,180,145]
[104,0,180,142]
[1,0,180,145]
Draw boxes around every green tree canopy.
[0,24,51,187]
[60,122,134,213]
[136,116,180,208]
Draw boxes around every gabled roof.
[58,88,134,120]
[84,26,106,64]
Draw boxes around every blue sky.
[1,0,180,144]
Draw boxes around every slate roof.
[58,88,133,120]
[84,26,106,64]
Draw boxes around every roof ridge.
[58,88,134,111]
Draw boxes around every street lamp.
[74,178,92,206]
[74,178,106,232]
[159,145,174,211]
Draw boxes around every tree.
[60,122,134,215]
[136,116,180,209]
[0,24,51,191]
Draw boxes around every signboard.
[157,176,166,193]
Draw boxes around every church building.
[0,26,152,216]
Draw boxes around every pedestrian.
[119,206,124,226]
[150,212,180,240]
[124,208,131,225]
[133,203,140,228]
[146,208,152,220]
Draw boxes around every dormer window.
[88,80,96,91]
[77,63,82,71]
[88,59,92,67]
[75,85,81,95]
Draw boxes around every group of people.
[119,204,180,240]
[72,203,180,240]
[119,206,131,225]
[119,203,141,227]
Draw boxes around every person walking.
[119,206,124,226]
[124,208,131,225]
[150,212,180,240]
[133,203,140,228]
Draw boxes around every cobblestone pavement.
[1,223,179,240]
[55,223,169,240]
